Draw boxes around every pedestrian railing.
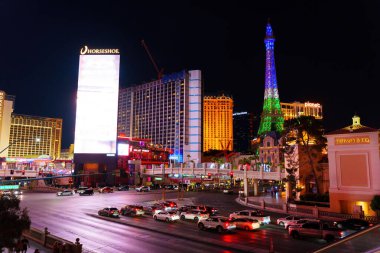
[238,197,379,223]
[23,227,82,253]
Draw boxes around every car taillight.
[369,223,374,227]
[339,231,343,237]
[225,222,229,227]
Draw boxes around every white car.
[285,218,321,229]
[197,216,236,233]
[277,216,301,228]
[180,210,209,222]
[56,189,74,196]
[233,218,261,231]
[153,211,180,222]
[135,186,150,192]
[229,210,271,225]
[13,190,23,195]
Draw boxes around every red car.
[99,187,114,193]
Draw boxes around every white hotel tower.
[118,70,202,163]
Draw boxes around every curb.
[88,213,267,253]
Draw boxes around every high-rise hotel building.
[281,101,323,121]
[0,90,62,158]
[8,114,62,159]
[118,70,202,163]
[203,95,233,152]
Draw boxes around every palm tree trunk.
[306,148,320,194]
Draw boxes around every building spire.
[265,18,274,39]
[258,20,284,136]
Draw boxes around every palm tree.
[282,116,326,194]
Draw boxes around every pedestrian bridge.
[143,163,287,181]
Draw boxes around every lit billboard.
[74,52,120,154]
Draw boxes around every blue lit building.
[118,70,202,163]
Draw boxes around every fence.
[240,196,379,223]
[23,227,82,253]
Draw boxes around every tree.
[281,144,299,201]
[282,116,326,194]
[370,195,380,217]
[0,194,31,251]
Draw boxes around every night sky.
[1,1,379,148]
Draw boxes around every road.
[19,190,325,253]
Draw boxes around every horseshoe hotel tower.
[118,70,202,163]
[73,46,120,185]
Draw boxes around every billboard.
[74,51,120,154]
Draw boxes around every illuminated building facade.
[117,136,171,186]
[0,91,15,157]
[203,95,233,152]
[258,21,284,136]
[8,114,62,159]
[118,70,202,163]
[281,101,323,120]
[74,46,120,186]
[326,115,380,216]
[233,112,254,153]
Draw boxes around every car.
[99,187,114,193]
[197,216,236,233]
[12,190,23,195]
[223,188,234,194]
[143,204,165,215]
[277,215,301,227]
[233,218,261,231]
[76,186,89,194]
[79,188,94,196]
[289,222,344,242]
[120,205,145,216]
[229,210,271,225]
[135,186,150,192]
[56,189,74,196]
[118,185,130,191]
[159,201,178,211]
[285,218,321,230]
[180,210,209,222]
[153,211,180,222]
[98,207,120,218]
[333,218,372,231]
[1,190,12,195]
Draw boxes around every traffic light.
[207,173,211,179]
[230,171,234,178]
[22,170,25,175]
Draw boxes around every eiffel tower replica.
[258,20,284,137]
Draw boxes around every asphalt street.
[19,190,326,253]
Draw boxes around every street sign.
[0,185,20,190]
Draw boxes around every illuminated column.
[258,21,284,136]
[184,70,202,163]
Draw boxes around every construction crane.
[141,39,164,80]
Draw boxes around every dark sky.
[1,1,379,148]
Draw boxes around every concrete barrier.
[23,227,82,253]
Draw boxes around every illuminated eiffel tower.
[257,20,284,136]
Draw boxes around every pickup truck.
[288,222,345,242]
[229,210,271,225]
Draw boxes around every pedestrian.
[15,239,23,253]
[21,237,30,253]
[53,241,60,253]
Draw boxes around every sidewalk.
[246,191,287,204]
[27,239,51,253]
